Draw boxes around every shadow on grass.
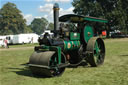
[8,62,93,78]
[8,67,51,78]
[67,62,91,68]
[119,54,128,56]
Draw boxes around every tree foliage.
[47,23,54,30]
[30,17,48,35]
[0,2,27,35]
[72,0,128,34]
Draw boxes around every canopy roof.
[59,14,108,23]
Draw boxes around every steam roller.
[28,3,108,77]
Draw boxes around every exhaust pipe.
[53,3,59,37]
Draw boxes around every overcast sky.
[0,0,74,25]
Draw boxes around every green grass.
[8,43,38,48]
[0,38,128,85]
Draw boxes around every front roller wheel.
[49,52,66,76]
[29,51,66,77]
[86,37,105,67]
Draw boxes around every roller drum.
[29,51,66,77]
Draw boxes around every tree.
[121,0,128,34]
[47,23,54,30]
[0,2,27,35]
[30,17,48,34]
[72,0,104,17]
[24,25,33,33]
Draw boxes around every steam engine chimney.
[53,3,59,37]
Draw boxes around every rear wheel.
[86,37,105,67]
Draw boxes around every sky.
[0,0,74,25]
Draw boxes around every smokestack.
[53,3,59,37]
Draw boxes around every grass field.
[0,38,128,85]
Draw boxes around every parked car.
[110,30,125,38]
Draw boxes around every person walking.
[4,39,9,48]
